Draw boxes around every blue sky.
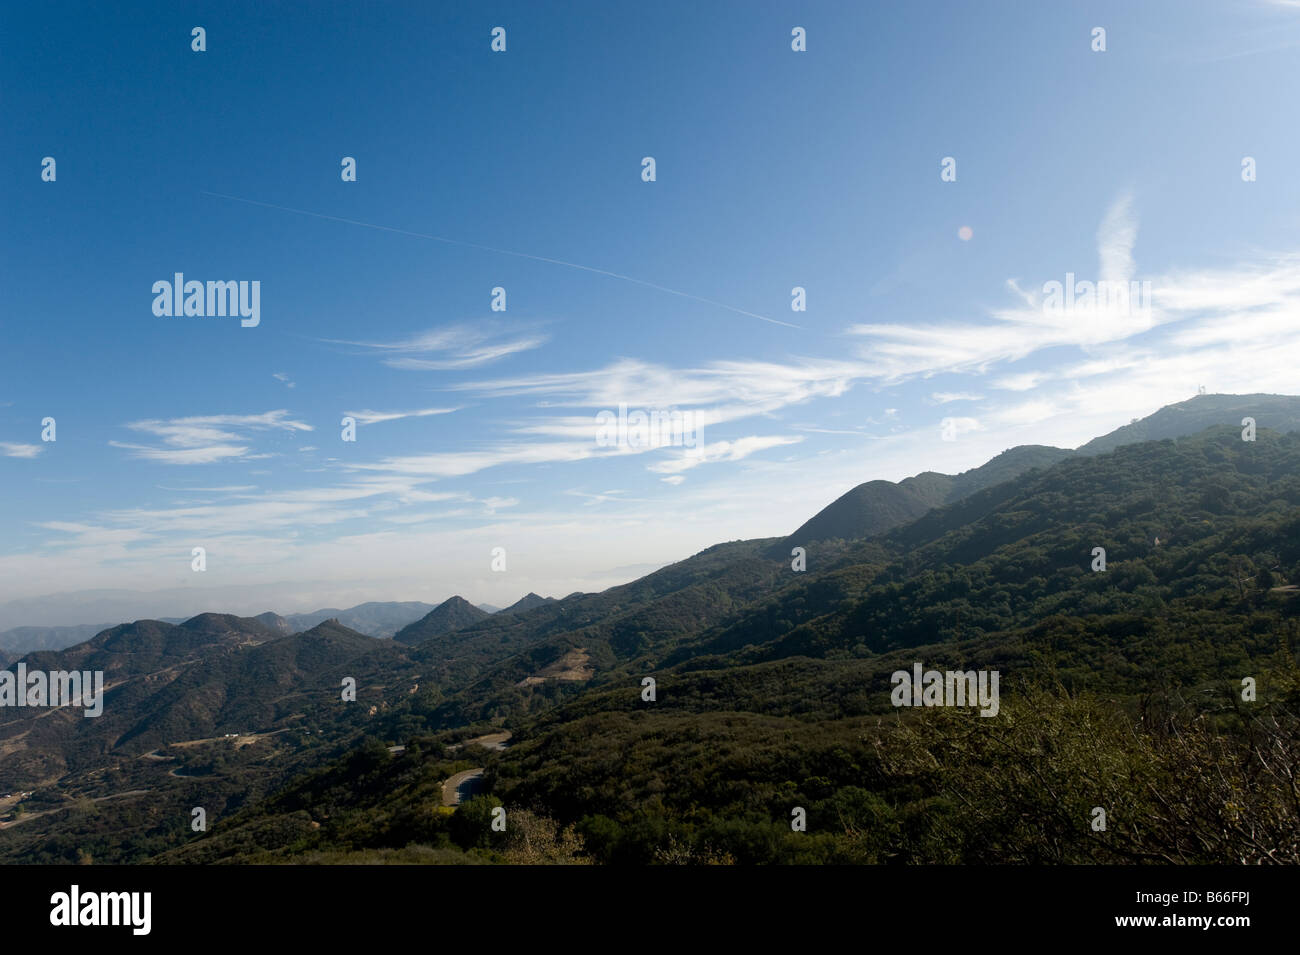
[3,0,1300,623]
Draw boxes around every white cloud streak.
[1,443,43,459]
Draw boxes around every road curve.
[441,768,485,807]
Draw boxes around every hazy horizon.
[3,387,1292,630]
[0,577,653,631]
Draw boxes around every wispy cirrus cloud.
[646,435,803,475]
[342,407,460,426]
[459,356,863,432]
[322,192,1300,490]
[1,442,43,458]
[111,410,313,465]
[846,194,1300,397]
[991,371,1046,392]
[23,476,530,598]
[123,410,312,446]
[324,322,547,370]
[343,430,807,484]
[846,194,1157,380]
[1096,192,1137,284]
[368,356,861,479]
[346,441,600,479]
[939,416,982,441]
[110,443,251,465]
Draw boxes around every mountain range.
[2,393,1297,865]
[0,599,517,661]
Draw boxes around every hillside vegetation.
[4,400,1298,865]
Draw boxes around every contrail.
[199,191,804,330]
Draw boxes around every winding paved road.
[441,768,485,807]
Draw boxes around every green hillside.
[147,428,1300,865]
[4,406,1299,866]
[393,596,491,645]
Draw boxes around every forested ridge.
[3,423,1298,864]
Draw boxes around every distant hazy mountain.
[783,393,1300,546]
[0,586,301,632]
[0,613,408,786]
[500,592,557,614]
[476,603,502,614]
[0,623,114,662]
[392,596,491,645]
[0,601,433,654]
[281,601,437,638]
[255,612,294,635]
